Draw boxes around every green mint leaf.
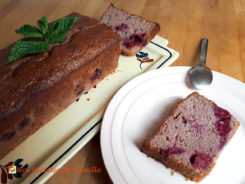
[7,41,49,63]
[38,16,48,35]
[15,24,43,38]
[45,17,79,44]
[7,16,79,63]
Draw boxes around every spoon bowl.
[189,65,213,89]
[188,38,213,89]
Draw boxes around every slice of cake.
[100,4,160,56]
[141,92,240,182]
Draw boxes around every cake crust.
[0,13,121,159]
[141,92,240,182]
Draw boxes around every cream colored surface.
[0,0,244,183]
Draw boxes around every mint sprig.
[7,16,79,63]
[15,25,43,38]
[38,16,48,35]
[8,41,49,62]
[45,17,79,44]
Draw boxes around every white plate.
[0,36,179,184]
[101,66,245,184]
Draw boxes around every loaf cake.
[100,4,160,56]
[141,92,240,182]
[0,13,121,159]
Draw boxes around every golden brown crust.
[141,92,240,182]
[0,14,121,159]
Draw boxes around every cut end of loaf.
[100,4,160,56]
[141,92,240,182]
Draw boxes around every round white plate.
[100,66,245,184]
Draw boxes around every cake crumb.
[171,171,174,176]
[86,98,90,101]
[93,85,97,88]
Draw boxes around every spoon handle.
[199,38,208,65]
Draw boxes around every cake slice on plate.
[100,4,160,56]
[141,92,240,182]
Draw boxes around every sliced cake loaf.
[141,92,240,182]
[100,4,160,56]
[0,13,121,159]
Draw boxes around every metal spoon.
[188,38,213,89]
